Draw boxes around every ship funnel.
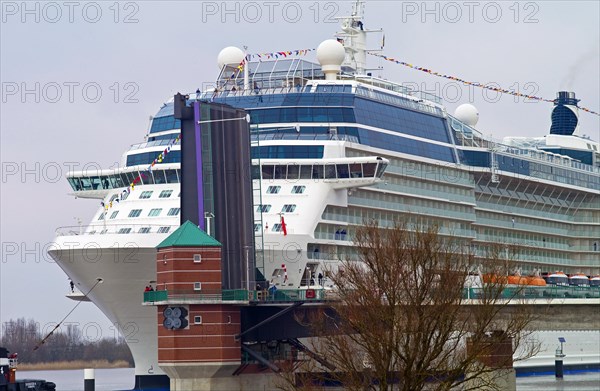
[550,91,580,135]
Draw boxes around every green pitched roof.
[157,220,222,249]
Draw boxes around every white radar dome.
[455,104,479,127]
[316,39,346,68]
[217,46,245,70]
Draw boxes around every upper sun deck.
[200,58,444,116]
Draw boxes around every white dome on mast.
[217,46,245,70]
[455,104,480,127]
[317,39,346,80]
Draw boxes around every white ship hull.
[49,233,167,379]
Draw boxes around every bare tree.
[277,221,539,391]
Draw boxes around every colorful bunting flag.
[367,52,599,116]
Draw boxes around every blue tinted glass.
[358,129,455,163]
[353,98,450,143]
[126,150,181,166]
[149,115,181,134]
[251,146,324,159]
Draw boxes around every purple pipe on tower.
[193,101,205,230]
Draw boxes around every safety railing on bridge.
[144,286,599,304]
[143,288,331,303]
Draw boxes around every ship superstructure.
[48,1,599,387]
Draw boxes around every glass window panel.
[336,164,350,179]
[325,164,337,179]
[363,163,376,177]
[300,165,312,179]
[262,165,274,180]
[312,165,324,179]
[154,171,167,184]
[287,164,300,180]
[350,163,363,178]
[274,165,286,179]
[165,170,178,183]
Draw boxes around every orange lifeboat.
[483,274,508,284]
[508,275,527,285]
[525,276,546,286]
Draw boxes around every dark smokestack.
[550,91,579,136]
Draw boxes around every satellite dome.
[217,46,245,70]
[317,39,346,68]
[455,104,479,127]
[317,39,345,80]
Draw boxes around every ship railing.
[198,85,311,100]
[143,288,332,303]
[55,224,180,237]
[129,138,180,151]
[463,285,600,300]
[251,133,359,143]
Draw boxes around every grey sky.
[1,1,599,340]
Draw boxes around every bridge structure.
[144,287,600,332]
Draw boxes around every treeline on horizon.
[0,318,133,365]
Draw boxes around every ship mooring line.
[33,278,103,351]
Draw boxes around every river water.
[18,368,600,390]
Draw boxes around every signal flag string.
[367,51,600,117]
[33,278,104,351]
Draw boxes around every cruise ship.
[49,1,599,388]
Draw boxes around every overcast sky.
[1,1,599,340]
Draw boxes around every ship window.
[149,208,163,217]
[110,211,119,219]
[120,190,129,201]
[128,209,142,218]
[254,223,262,232]
[194,282,202,291]
[287,164,300,180]
[109,194,119,202]
[158,226,171,233]
[281,204,296,213]
[376,163,387,178]
[261,165,274,180]
[272,223,283,232]
[165,170,179,183]
[167,208,181,216]
[312,165,324,179]
[363,163,377,177]
[300,165,312,179]
[138,227,151,234]
[140,171,154,185]
[98,213,105,221]
[100,229,108,234]
[153,170,167,184]
[139,191,153,199]
[118,228,132,234]
[336,164,350,179]
[159,190,173,198]
[194,315,202,324]
[274,165,286,179]
[267,186,281,194]
[325,164,337,179]
[257,205,272,213]
[350,163,363,178]
[291,186,306,194]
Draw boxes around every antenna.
[335,0,384,76]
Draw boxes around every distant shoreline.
[16,360,132,371]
